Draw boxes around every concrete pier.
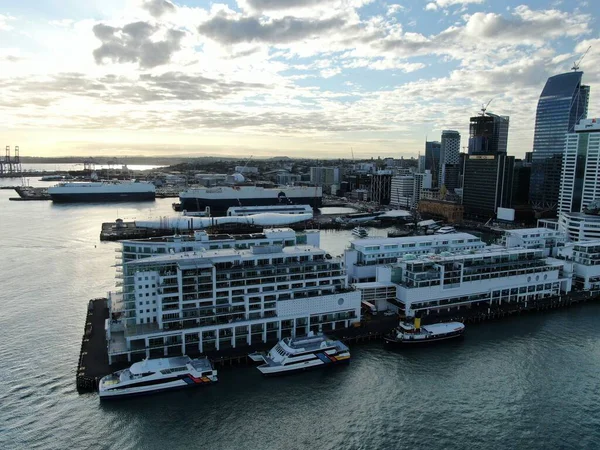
[75,290,600,393]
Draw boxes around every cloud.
[425,0,484,11]
[92,21,185,68]
[142,0,176,18]
[242,0,325,11]
[198,14,346,45]
[0,13,16,30]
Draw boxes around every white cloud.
[425,0,484,11]
[0,14,16,30]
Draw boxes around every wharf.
[76,290,600,393]
[76,298,110,392]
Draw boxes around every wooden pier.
[76,298,110,392]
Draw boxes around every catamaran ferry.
[250,333,350,376]
[384,319,465,345]
[98,356,217,399]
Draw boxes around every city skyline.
[1,0,599,158]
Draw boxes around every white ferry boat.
[251,333,350,376]
[179,186,322,215]
[352,226,368,238]
[48,181,155,202]
[384,319,465,345]
[435,226,457,235]
[98,356,217,400]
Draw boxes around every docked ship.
[335,211,384,224]
[352,226,368,238]
[384,319,465,345]
[48,181,155,202]
[179,186,322,215]
[250,333,350,375]
[98,356,217,400]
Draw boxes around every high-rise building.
[310,167,340,186]
[390,175,415,208]
[369,170,392,205]
[425,141,441,186]
[463,154,514,219]
[440,130,461,191]
[468,113,509,155]
[418,155,426,173]
[530,71,590,212]
[413,170,432,207]
[557,118,600,241]
[463,112,513,219]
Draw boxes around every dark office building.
[425,141,441,186]
[529,71,589,213]
[462,112,513,220]
[468,113,509,155]
[463,154,514,220]
[512,160,531,205]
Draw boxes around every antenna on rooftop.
[572,45,591,72]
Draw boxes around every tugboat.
[250,333,350,376]
[351,226,368,238]
[384,318,465,345]
[98,356,217,400]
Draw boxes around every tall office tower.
[425,141,441,186]
[557,118,600,241]
[369,170,393,205]
[440,130,461,191]
[529,71,590,213]
[468,113,509,155]
[463,112,513,219]
[418,155,426,173]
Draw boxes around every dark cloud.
[198,14,346,44]
[142,0,176,18]
[92,21,185,68]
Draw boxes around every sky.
[0,0,598,159]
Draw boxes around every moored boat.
[384,319,464,345]
[352,226,369,238]
[98,356,217,400]
[254,333,350,376]
[48,180,155,203]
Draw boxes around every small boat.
[384,319,464,345]
[98,356,217,400]
[254,333,350,376]
[435,226,456,234]
[352,226,368,238]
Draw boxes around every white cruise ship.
[48,181,155,203]
[250,333,350,375]
[384,319,465,345]
[98,356,217,399]
[352,227,368,238]
[179,186,322,215]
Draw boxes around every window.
[146,293,149,297]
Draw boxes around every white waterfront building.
[557,241,600,290]
[107,237,360,364]
[378,247,572,319]
[344,233,486,283]
[501,227,567,256]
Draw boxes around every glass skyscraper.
[529,71,590,213]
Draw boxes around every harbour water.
[1,182,600,449]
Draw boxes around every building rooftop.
[351,232,481,248]
[126,244,327,266]
[504,227,564,237]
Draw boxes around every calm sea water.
[1,181,600,450]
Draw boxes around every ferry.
[352,226,368,238]
[435,226,457,235]
[179,186,322,215]
[48,181,155,203]
[250,333,350,376]
[227,204,313,216]
[98,356,217,399]
[384,319,465,345]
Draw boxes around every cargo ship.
[179,186,322,215]
[48,181,155,202]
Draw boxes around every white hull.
[99,378,193,399]
[258,352,350,375]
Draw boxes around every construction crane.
[480,98,494,116]
[351,147,355,162]
[572,45,592,72]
